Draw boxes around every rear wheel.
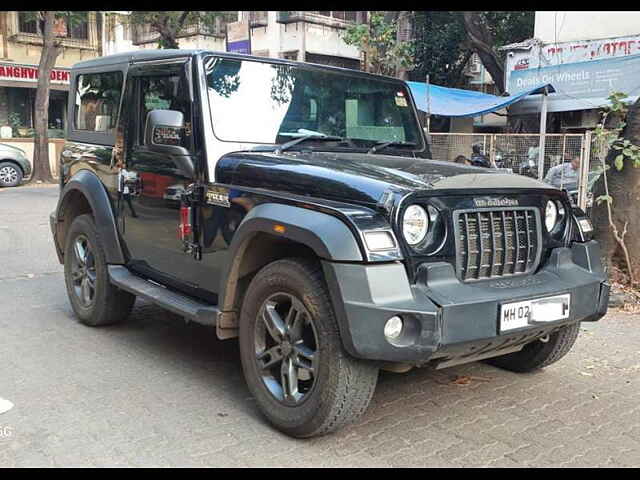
[64,214,135,326]
[486,322,580,373]
[239,257,379,438]
[0,162,23,187]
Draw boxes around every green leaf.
[615,154,624,170]
[624,148,633,156]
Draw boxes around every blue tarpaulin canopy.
[406,81,555,118]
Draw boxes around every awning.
[406,81,555,118]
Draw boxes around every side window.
[138,74,189,145]
[74,71,123,133]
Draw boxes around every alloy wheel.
[70,235,97,308]
[0,166,18,185]
[254,292,319,406]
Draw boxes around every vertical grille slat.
[476,212,484,279]
[488,211,496,277]
[457,208,539,282]
[501,211,508,276]
[513,211,521,274]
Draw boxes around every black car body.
[49,50,608,437]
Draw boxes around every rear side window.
[74,71,123,133]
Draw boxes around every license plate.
[499,294,571,333]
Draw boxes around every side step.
[108,266,219,327]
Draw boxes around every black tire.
[0,162,23,187]
[63,214,135,326]
[239,257,379,438]
[486,322,580,373]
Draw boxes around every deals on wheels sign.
[505,34,640,114]
[0,62,71,85]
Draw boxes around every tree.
[126,11,227,49]
[342,11,415,78]
[591,94,640,285]
[410,12,469,88]
[29,11,86,183]
[410,12,534,92]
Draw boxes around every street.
[0,185,639,467]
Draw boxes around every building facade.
[503,11,640,132]
[0,12,101,138]
[104,11,365,69]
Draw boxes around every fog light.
[384,316,404,340]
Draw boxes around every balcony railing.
[10,32,97,50]
[249,11,268,27]
[132,18,229,45]
[276,11,362,28]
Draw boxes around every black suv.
[50,50,609,438]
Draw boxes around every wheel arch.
[0,159,25,175]
[216,203,364,339]
[54,169,126,264]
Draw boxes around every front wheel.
[485,322,580,373]
[239,258,379,438]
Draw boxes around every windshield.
[205,57,423,149]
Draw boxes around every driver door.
[117,60,202,290]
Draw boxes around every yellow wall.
[0,12,100,68]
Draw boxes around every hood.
[216,150,553,206]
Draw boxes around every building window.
[75,71,123,132]
[18,12,38,34]
[312,11,358,22]
[17,12,88,40]
[281,51,299,61]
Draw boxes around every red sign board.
[0,63,70,85]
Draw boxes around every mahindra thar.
[50,50,609,438]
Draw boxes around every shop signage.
[505,34,640,114]
[226,20,251,55]
[0,63,70,85]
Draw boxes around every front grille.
[456,209,540,281]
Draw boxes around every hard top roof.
[71,49,404,83]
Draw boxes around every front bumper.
[322,240,609,365]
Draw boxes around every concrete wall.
[534,11,640,44]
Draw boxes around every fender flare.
[218,202,363,312]
[55,169,126,264]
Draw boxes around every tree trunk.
[592,98,640,282]
[395,11,411,80]
[462,12,505,94]
[31,11,60,183]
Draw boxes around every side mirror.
[144,109,195,178]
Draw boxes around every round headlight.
[403,205,429,246]
[545,200,558,232]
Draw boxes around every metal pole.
[538,87,548,181]
[578,131,591,210]
[426,74,431,134]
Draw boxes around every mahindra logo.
[473,197,519,208]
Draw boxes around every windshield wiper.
[275,134,344,154]
[367,141,417,155]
